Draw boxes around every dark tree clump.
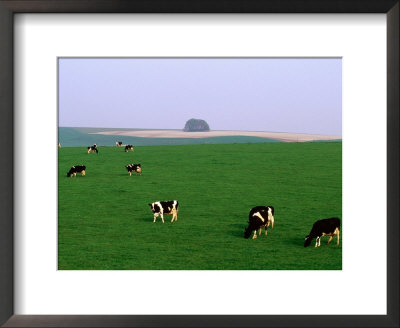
[183,118,210,132]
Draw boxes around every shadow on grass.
[137,215,157,223]
[287,236,306,247]
[118,173,142,177]
[230,224,247,238]
[137,215,176,224]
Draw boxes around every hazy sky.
[59,58,342,135]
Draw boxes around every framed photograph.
[1,1,398,327]
[57,56,343,271]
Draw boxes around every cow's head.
[304,235,312,247]
[244,227,252,239]
[67,167,74,177]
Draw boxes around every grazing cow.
[149,200,179,223]
[244,206,274,239]
[126,163,142,176]
[67,165,86,177]
[124,145,134,152]
[87,144,98,154]
[304,217,340,247]
[116,141,122,147]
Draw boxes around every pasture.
[58,142,342,270]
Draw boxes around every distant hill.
[183,118,210,132]
[58,127,281,147]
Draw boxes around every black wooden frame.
[0,1,398,327]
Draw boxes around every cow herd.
[69,144,141,178]
[64,142,341,248]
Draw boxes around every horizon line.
[59,126,342,137]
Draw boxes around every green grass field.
[58,142,342,270]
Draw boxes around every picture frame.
[0,0,398,327]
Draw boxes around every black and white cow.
[124,145,134,152]
[244,206,274,239]
[67,165,86,177]
[116,141,123,147]
[304,217,340,247]
[148,200,179,223]
[126,163,142,176]
[87,144,98,153]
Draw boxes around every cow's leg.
[258,228,262,235]
[268,210,274,229]
[82,170,85,176]
[153,213,159,223]
[315,237,320,247]
[252,231,257,239]
[264,226,268,236]
[129,172,131,176]
[171,209,177,222]
[337,229,340,245]
[327,236,333,244]
[160,213,164,223]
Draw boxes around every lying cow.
[67,165,86,177]
[304,217,340,247]
[116,141,123,147]
[87,144,98,154]
[149,200,179,223]
[124,145,134,152]
[244,206,274,239]
[126,163,142,176]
